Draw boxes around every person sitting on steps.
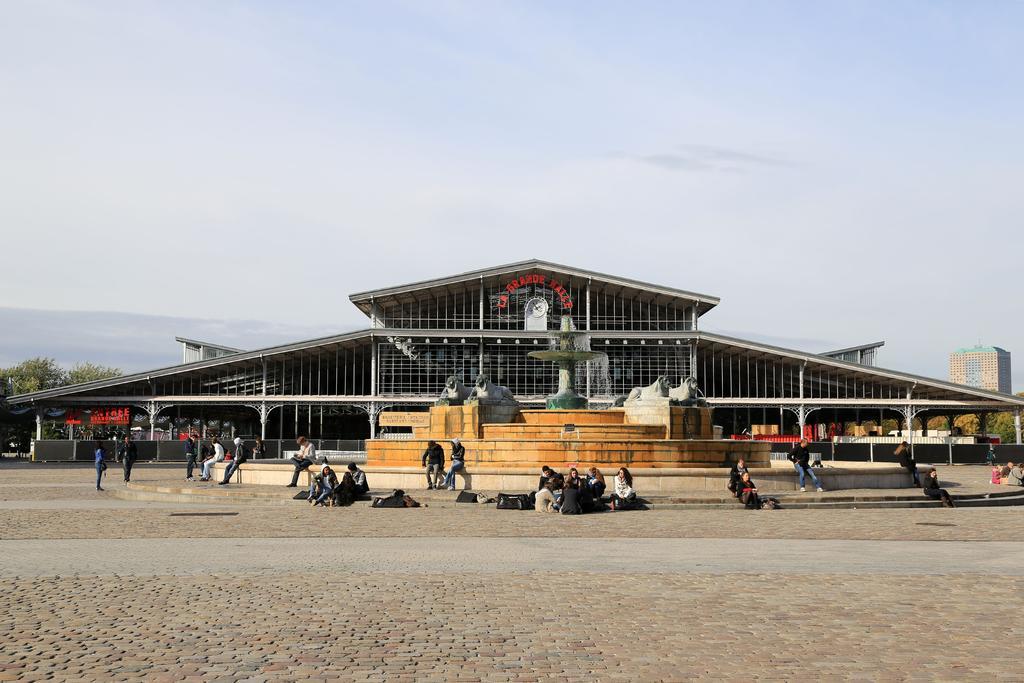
[559,475,584,515]
[332,471,357,507]
[728,458,750,497]
[218,437,249,485]
[286,436,317,487]
[738,471,760,510]
[421,440,445,489]
[200,437,224,482]
[441,438,465,491]
[609,467,638,511]
[788,438,824,492]
[922,468,955,507]
[895,441,920,487]
[537,466,564,492]
[309,464,338,507]
[534,479,559,513]
[1009,462,1024,487]
[347,462,369,496]
[586,467,606,500]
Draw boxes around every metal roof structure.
[174,337,244,354]
[8,327,1023,408]
[6,261,1021,444]
[822,341,886,357]
[348,259,721,317]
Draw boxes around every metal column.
[585,279,591,331]
[1015,409,1022,445]
[370,336,377,397]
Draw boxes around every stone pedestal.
[415,403,521,441]
[623,401,713,440]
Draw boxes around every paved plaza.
[2,463,1023,681]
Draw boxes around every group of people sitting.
[182,435,265,485]
[534,465,638,514]
[307,462,371,507]
[994,461,1024,487]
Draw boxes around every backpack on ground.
[495,492,532,510]
[761,497,780,510]
[455,490,478,504]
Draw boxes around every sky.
[1,1,1022,387]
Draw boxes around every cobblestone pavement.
[2,462,1023,680]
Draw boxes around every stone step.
[117,480,1024,511]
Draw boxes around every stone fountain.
[363,314,771,492]
[527,315,606,409]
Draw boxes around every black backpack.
[496,492,533,510]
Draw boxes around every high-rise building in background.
[950,345,1012,394]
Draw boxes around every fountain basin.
[366,404,770,471]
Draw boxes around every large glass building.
[7,260,1024,443]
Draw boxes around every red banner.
[65,407,131,426]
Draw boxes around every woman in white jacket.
[610,467,638,511]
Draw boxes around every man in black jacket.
[788,438,824,492]
[537,466,564,492]
[117,436,138,484]
[184,434,198,482]
[219,437,249,485]
[421,440,445,489]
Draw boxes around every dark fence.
[32,438,367,461]
[34,441,76,461]
[834,443,871,462]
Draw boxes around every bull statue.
[669,375,708,407]
[468,373,517,405]
[436,376,472,406]
[624,375,671,404]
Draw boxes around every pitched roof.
[348,259,721,314]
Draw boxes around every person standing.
[287,436,317,487]
[219,437,250,485]
[117,436,138,485]
[200,437,225,481]
[421,440,445,489]
[94,439,107,491]
[347,462,369,496]
[251,437,266,460]
[895,441,920,487]
[184,434,198,482]
[441,438,465,491]
[788,438,824,492]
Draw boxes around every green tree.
[67,362,122,386]
[0,357,67,396]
